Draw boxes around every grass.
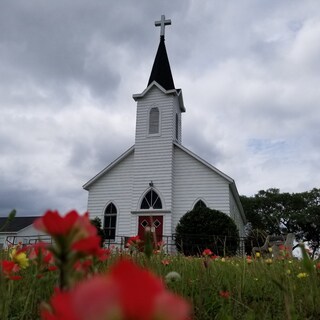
[1,246,320,319]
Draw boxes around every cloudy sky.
[1,0,320,217]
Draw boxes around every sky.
[1,0,320,217]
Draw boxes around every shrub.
[175,207,239,256]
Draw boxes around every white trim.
[133,81,186,112]
[191,198,208,210]
[83,146,134,190]
[173,142,234,183]
[131,210,171,215]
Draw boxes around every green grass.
[1,248,320,320]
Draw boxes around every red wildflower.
[1,260,21,280]
[219,290,230,299]
[34,210,79,236]
[202,248,213,256]
[71,235,102,256]
[316,262,320,270]
[42,259,190,320]
[126,235,141,247]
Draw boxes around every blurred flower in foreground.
[1,260,22,280]
[10,247,29,269]
[41,259,190,320]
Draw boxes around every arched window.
[193,199,207,210]
[141,189,162,209]
[104,202,117,240]
[149,107,159,134]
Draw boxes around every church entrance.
[138,216,163,244]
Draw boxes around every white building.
[83,16,246,250]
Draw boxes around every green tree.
[90,217,105,247]
[175,207,239,256]
[241,188,320,258]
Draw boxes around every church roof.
[147,36,175,90]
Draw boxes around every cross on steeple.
[155,15,171,38]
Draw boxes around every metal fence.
[5,234,247,256]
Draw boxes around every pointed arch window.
[104,202,117,240]
[193,199,207,210]
[141,189,162,209]
[149,107,159,134]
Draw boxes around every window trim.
[192,199,207,210]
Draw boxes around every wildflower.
[210,254,219,260]
[221,257,226,262]
[202,248,213,256]
[316,262,320,270]
[42,259,190,320]
[161,259,170,266]
[10,248,29,269]
[1,260,22,280]
[126,235,141,248]
[265,258,273,265]
[34,210,96,240]
[297,272,308,279]
[255,252,261,258]
[286,269,291,275]
[219,290,230,299]
[72,235,102,256]
[165,271,182,283]
[246,256,252,264]
[268,247,272,253]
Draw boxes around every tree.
[90,217,105,247]
[241,188,320,258]
[175,207,239,256]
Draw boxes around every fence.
[5,234,247,256]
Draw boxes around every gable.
[83,146,134,190]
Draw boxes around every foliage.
[175,207,239,256]
[90,216,105,246]
[241,188,320,258]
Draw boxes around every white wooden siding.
[87,152,134,236]
[172,146,231,233]
[132,87,176,215]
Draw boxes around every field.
[1,210,320,319]
[1,244,320,320]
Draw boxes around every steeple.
[147,15,175,90]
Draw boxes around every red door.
[138,216,163,244]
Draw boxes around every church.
[83,15,246,249]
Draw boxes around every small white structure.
[0,216,48,249]
[83,16,246,250]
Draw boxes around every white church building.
[83,16,246,249]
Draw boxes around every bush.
[175,207,239,256]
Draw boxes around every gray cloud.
[1,0,320,216]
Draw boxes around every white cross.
[155,15,171,37]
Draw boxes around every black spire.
[147,36,175,90]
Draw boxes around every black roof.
[147,36,175,90]
[0,216,38,232]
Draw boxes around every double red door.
[138,216,163,243]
